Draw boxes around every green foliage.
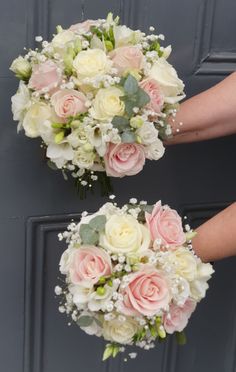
[77,316,93,327]
[79,215,107,245]
[121,130,136,143]
[111,116,129,132]
[175,331,187,345]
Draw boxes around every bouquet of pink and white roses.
[10,13,185,197]
[55,199,214,361]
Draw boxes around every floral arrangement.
[10,14,185,197]
[55,198,214,361]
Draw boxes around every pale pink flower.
[110,46,144,75]
[104,143,146,177]
[120,265,170,316]
[163,299,197,334]
[51,89,87,120]
[69,20,96,33]
[145,201,186,248]
[140,78,164,113]
[29,60,61,93]
[69,246,112,286]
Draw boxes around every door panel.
[1,1,236,372]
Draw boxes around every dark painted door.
[1,1,236,372]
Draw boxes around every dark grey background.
[0,1,236,371]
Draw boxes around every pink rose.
[120,265,170,316]
[29,60,61,93]
[69,20,96,33]
[145,201,186,248]
[163,299,197,334]
[110,46,144,75]
[51,89,87,120]
[104,143,146,177]
[140,78,164,113]
[69,245,112,285]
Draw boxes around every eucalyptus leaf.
[77,316,93,328]
[111,116,129,131]
[124,74,139,95]
[125,99,136,117]
[136,88,150,108]
[89,215,107,232]
[79,224,99,245]
[121,130,136,143]
[94,317,103,328]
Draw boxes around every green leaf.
[121,130,136,143]
[47,160,58,171]
[77,316,93,327]
[94,317,102,328]
[111,116,129,132]
[79,224,99,245]
[89,215,107,232]
[112,346,120,358]
[103,345,113,361]
[136,88,150,108]
[176,331,187,345]
[124,74,139,95]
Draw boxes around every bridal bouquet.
[55,199,214,360]
[10,13,185,197]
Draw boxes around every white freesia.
[47,142,74,168]
[67,126,87,148]
[144,139,165,160]
[162,45,172,59]
[113,25,141,47]
[90,87,125,120]
[69,284,93,307]
[72,147,95,169]
[11,82,31,128]
[52,30,75,48]
[88,283,117,312]
[171,276,190,306]
[190,261,214,301]
[73,49,112,81]
[10,56,31,79]
[103,316,140,345]
[59,246,77,274]
[38,119,56,145]
[22,102,53,138]
[100,214,151,255]
[78,311,102,336]
[148,58,185,104]
[137,122,159,145]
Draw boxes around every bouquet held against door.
[10,13,214,361]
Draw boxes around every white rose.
[137,122,159,145]
[72,147,95,169]
[90,87,125,120]
[190,261,214,301]
[10,56,31,79]
[168,248,198,282]
[52,30,75,48]
[46,142,74,168]
[11,82,31,130]
[67,126,87,148]
[100,214,151,255]
[73,49,112,81]
[22,102,53,138]
[88,283,117,312]
[69,283,93,307]
[78,311,102,337]
[144,139,165,160]
[148,58,185,104]
[103,316,140,345]
[59,246,76,274]
[113,25,142,47]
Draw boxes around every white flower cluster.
[10,13,185,195]
[55,199,214,361]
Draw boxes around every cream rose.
[72,147,95,169]
[10,56,31,80]
[103,316,140,345]
[52,30,75,48]
[99,214,151,255]
[90,87,125,120]
[22,102,53,138]
[59,246,77,275]
[73,49,112,81]
[168,247,198,282]
[148,58,185,104]
[113,25,142,47]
